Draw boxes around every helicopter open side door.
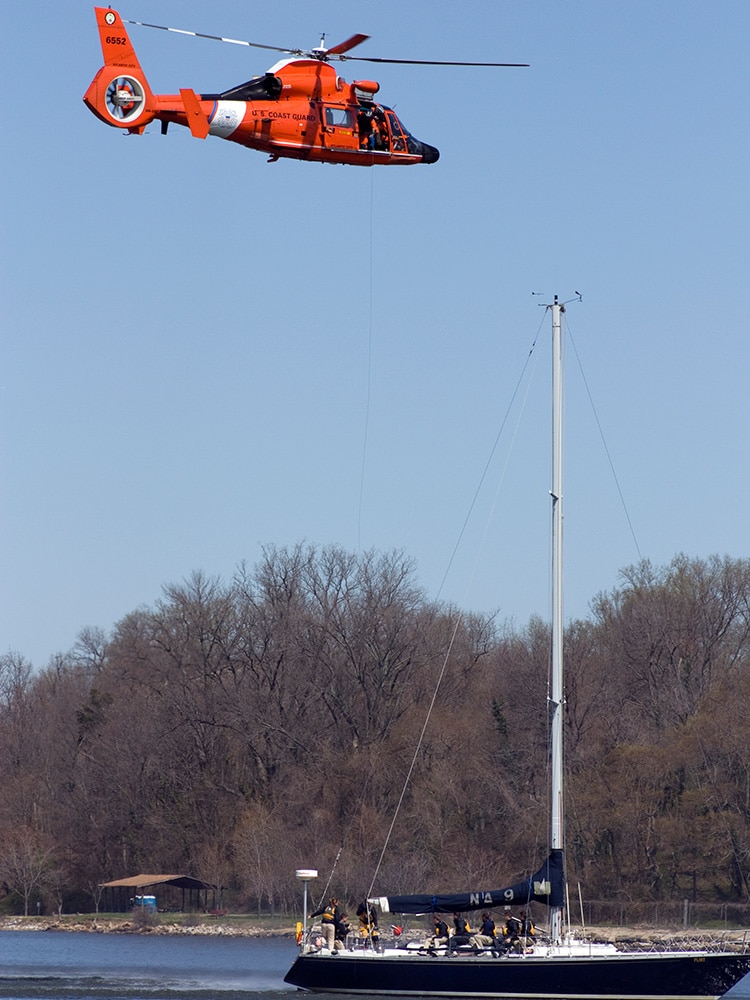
[320,105,360,153]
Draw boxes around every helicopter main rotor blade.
[124,18,527,68]
[325,33,370,56]
[337,56,529,67]
[123,18,304,57]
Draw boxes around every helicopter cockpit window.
[385,112,408,152]
[324,107,356,128]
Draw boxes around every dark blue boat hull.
[284,950,750,998]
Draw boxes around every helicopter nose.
[420,142,440,164]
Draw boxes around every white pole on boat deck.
[296,869,318,950]
[550,296,565,945]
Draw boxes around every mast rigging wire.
[566,318,642,562]
[366,313,549,896]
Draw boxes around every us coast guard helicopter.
[83,8,527,166]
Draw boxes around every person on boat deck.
[356,901,380,948]
[469,912,496,952]
[426,915,449,949]
[334,912,351,952]
[311,896,341,952]
[501,908,521,952]
[448,913,472,952]
[519,909,535,949]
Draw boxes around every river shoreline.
[0,915,747,950]
[0,915,294,937]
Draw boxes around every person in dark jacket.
[449,913,472,953]
[312,896,340,952]
[470,911,496,952]
[334,912,351,951]
[427,914,450,949]
[501,908,521,952]
[519,909,535,950]
[356,901,380,949]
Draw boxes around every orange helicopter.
[83,8,527,166]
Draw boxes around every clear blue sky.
[2,1,748,668]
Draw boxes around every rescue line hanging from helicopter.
[83,7,528,166]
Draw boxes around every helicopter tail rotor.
[105,76,146,123]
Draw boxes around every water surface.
[0,931,293,999]
[1,931,748,1000]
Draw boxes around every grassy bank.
[0,913,296,936]
[0,913,747,950]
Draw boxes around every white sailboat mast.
[550,296,565,944]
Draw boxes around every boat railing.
[618,933,750,955]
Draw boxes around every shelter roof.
[99,874,215,890]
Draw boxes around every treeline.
[1,546,749,916]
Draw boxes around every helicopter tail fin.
[180,89,211,139]
[83,8,157,133]
[94,6,145,72]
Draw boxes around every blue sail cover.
[372,850,564,915]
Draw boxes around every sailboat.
[285,298,750,999]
